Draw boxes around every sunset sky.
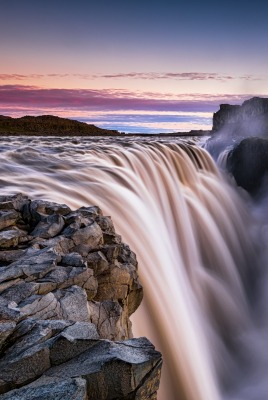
[1,0,267,133]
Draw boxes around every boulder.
[227,137,268,196]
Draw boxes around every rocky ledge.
[212,97,268,135]
[0,194,162,399]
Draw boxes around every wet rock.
[0,322,16,350]
[88,300,131,340]
[227,137,268,196]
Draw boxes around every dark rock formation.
[212,97,268,135]
[227,137,268,196]
[0,115,121,136]
[0,194,161,399]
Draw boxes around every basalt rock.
[227,137,268,196]
[212,97,268,134]
[0,193,162,399]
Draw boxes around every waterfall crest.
[0,137,257,399]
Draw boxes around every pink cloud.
[0,72,262,82]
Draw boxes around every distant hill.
[0,115,121,136]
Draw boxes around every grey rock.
[0,247,60,284]
[0,377,88,400]
[30,214,65,239]
[0,322,16,350]
[62,252,85,267]
[0,194,29,212]
[0,229,30,249]
[0,249,26,264]
[88,300,131,340]
[77,205,102,219]
[0,211,20,231]
[45,337,162,400]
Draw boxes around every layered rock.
[0,194,162,399]
[212,97,268,134]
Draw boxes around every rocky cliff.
[0,115,121,136]
[0,194,162,399]
[212,97,268,134]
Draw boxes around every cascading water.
[0,136,263,399]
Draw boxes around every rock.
[0,322,16,350]
[0,194,161,399]
[0,229,30,249]
[44,337,162,400]
[212,97,268,133]
[0,210,20,231]
[88,300,131,340]
[30,214,65,239]
[0,194,29,212]
[0,377,88,400]
[227,137,268,196]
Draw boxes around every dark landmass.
[0,115,121,136]
[212,96,268,135]
[0,114,210,137]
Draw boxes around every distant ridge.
[0,115,121,136]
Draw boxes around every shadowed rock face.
[212,97,268,134]
[0,194,162,399]
[227,137,268,196]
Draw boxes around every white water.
[0,136,265,400]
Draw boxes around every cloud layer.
[0,84,258,132]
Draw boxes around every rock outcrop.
[227,137,268,196]
[0,115,121,136]
[212,97,268,134]
[0,194,162,399]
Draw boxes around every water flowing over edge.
[0,136,265,400]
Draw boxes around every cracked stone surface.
[0,194,162,398]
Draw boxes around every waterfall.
[0,137,260,399]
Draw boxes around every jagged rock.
[0,194,161,399]
[0,322,16,350]
[212,97,268,133]
[0,194,29,212]
[0,377,88,400]
[0,211,20,231]
[44,337,162,400]
[0,229,30,249]
[88,300,131,340]
[30,214,65,239]
[227,137,268,196]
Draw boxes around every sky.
[1,0,268,133]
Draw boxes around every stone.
[0,247,60,284]
[0,377,88,400]
[72,222,103,248]
[44,337,162,400]
[0,229,30,249]
[0,210,20,231]
[227,137,268,196]
[30,214,65,239]
[0,322,16,350]
[0,194,29,212]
